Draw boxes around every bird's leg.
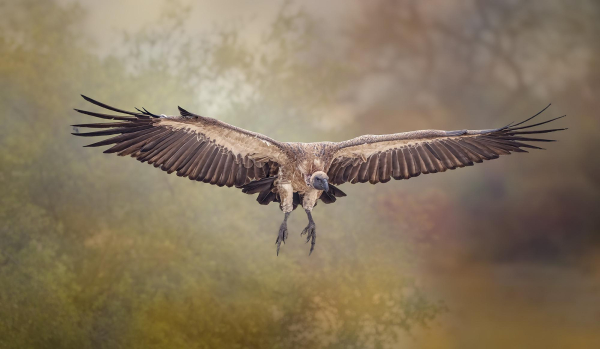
[275,182,294,256]
[301,209,317,255]
[275,212,290,256]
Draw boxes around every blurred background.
[1,0,599,348]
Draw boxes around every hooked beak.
[313,178,329,192]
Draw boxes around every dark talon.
[302,209,317,255]
[275,212,291,256]
[301,224,316,255]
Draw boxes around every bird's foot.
[301,222,317,255]
[275,221,288,256]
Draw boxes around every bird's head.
[310,171,329,192]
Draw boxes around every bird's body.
[73,96,565,255]
[277,142,331,206]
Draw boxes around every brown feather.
[335,164,348,184]
[319,190,336,204]
[431,142,458,169]
[72,121,148,129]
[143,133,181,164]
[190,145,217,180]
[407,147,422,176]
[478,137,527,153]
[416,144,436,173]
[235,165,248,187]
[254,163,267,179]
[217,153,235,187]
[477,139,512,155]
[348,161,361,183]
[140,131,176,153]
[74,108,139,121]
[368,152,380,184]
[83,128,156,148]
[209,151,228,184]
[357,157,371,183]
[117,130,171,157]
[456,139,492,161]
[328,159,341,179]
[396,148,409,179]
[242,155,253,168]
[101,128,165,153]
[151,134,194,166]
[80,95,143,116]
[460,139,499,159]
[163,138,203,173]
[202,149,223,183]
[225,161,238,187]
[175,141,208,176]
[424,143,446,172]
[391,149,401,179]
[73,125,154,137]
[440,140,474,166]
[246,165,256,181]
[447,139,482,163]
[379,151,391,183]
[257,190,277,205]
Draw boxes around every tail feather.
[319,184,347,204]
[241,177,347,207]
[257,190,277,205]
[328,184,347,197]
[320,190,336,204]
[239,177,276,194]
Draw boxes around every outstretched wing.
[72,95,289,187]
[328,106,566,185]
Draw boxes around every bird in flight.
[72,96,565,255]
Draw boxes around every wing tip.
[80,94,96,104]
[509,115,566,131]
[178,106,196,118]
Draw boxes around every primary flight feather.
[72,96,566,255]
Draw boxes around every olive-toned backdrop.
[1,0,598,348]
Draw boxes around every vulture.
[72,96,565,255]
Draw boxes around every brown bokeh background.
[1,0,599,348]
